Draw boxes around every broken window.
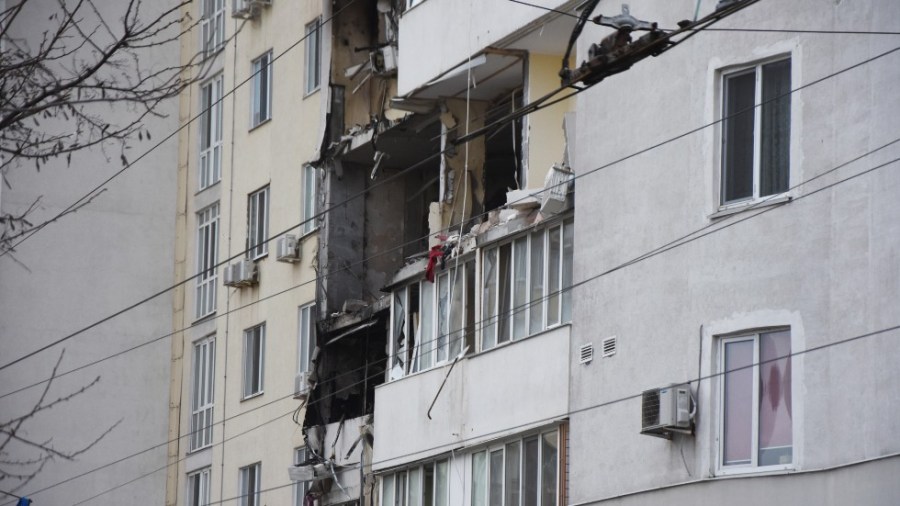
[481,218,574,351]
[482,91,525,212]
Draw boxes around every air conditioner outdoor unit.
[223,259,258,287]
[640,383,693,439]
[231,0,271,18]
[276,234,301,263]
[294,371,311,400]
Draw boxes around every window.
[200,76,224,190]
[196,203,219,319]
[243,324,265,398]
[201,0,225,57]
[251,51,273,127]
[389,260,475,380]
[304,18,322,95]
[298,304,316,374]
[190,337,216,451]
[719,329,792,471]
[293,448,310,506]
[248,186,269,259]
[721,58,791,206]
[239,463,261,506]
[187,467,211,506]
[302,165,318,234]
[381,459,449,506]
[482,219,574,350]
[471,429,559,506]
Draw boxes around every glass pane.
[482,249,498,349]
[449,267,464,356]
[547,227,561,326]
[396,471,407,506]
[529,235,544,334]
[759,330,792,465]
[561,220,574,323]
[722,70,756,203]
[465,263,476,352]
[424,463,434,506]
[435,460,448,506]
[393,287,407,375]
[540,432,557,506]
[723,339,753,465]
[497,243,512,344]
[523,438,539,506]
[420,281,435,370]
[760,59,791,197]
[472,452,486,506]
[489,449,503,506]
[437,273,449,362]
[513,238,528,339]
[383,475,395,506]
[409,467,422,506]
[505,442,521,506]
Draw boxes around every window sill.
[250,252,268,263]
[192,312,217,326]
[249,117,272,132]
[195,180,222,196]
[714,463,795,478]
[298,226,318,242]
[303,86,320,100]
[186,444,214,456]
[709,194,792,220]
[241,391,264,402]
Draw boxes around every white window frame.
[304,18,322,96]
[717,329,794,475]
[239,462,261,506]
[251,51,273,127]
[248,186,269,260]
[719,56,792,208]
[480,218,574,351]
[470,428,560,506]
[190,336,216,451]
[196,203,219,319]
[200,75,224,190]
[302,164,318,235]
[187,467,212,506]
[200,0,225,57]
[298,304,316,374]
[242,324,265,399]
[293,448,310,506]
[380,458,450,506]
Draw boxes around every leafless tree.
[0,0,222,254]
[0,350,119,496]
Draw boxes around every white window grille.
[304,18,322,95]
[251,51,273,127]
[200,76,224,190]
[248,186,269,259]
[201,0,225,57]
[243,324,265,398]
[298,304,316,374]
[471,429,560,506]
[239,462,261,506]
[293,448,310,506]
[187,467,212,506]
[302,164,318,234]
[196,203,219,319]
[190,337,215,451]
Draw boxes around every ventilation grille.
[601,336,617,357]
[579,343,593,364]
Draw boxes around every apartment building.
[166,1,325,505]
[567,0,900,504]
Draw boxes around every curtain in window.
[723,340,753,465]
[760,60,791,196]
[758,330,792,465]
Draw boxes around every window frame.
[293,447,310,506]
[302,164,318,235]
[250,51,273,128]
[470,428,560,506]
[199,75,224,191]
[297,304,316,375]
[190,335,216,451]
[196,203,219,320]
[239,462,262,506]
[247,186,270,260]
[380,458,450,506]
[187,467,212,506]
[304,18,322,96]
[200,0,225,57]
[242,324,266,399]
[716,328,794,475]
[719,56,792,209]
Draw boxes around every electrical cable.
[3,39,898,397]
[13,137,899,505]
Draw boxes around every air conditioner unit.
[541,164,574,216]
[223,259,258,287]
[232,0,271,19]
[294,371,311,400]
[640,383,693,439]
[276,234,301,263]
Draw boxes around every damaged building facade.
[165,0,900,506]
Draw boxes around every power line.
[3,38,898,397]
[17,135,900,505]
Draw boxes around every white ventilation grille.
[579,343,594,364]
[601,336,617,358]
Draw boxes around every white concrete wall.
[0,1,180,504]
[568,0,900,503]
[373,325,570,470]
